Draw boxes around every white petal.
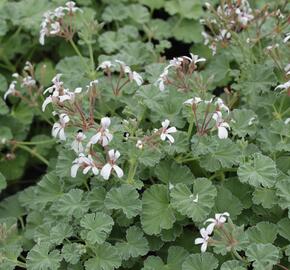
[162,119,170,128]
[201,242,208,252]
[108,149,115,160]
[101,163,112,180]
[218,126,228,139]
[206,223,215,235]
[71,164,80,177]
[160,133,166,141]
[90,132,101,144]
[83,166,91,174]
[59,128,66,141]
[113,165,124,178]
[101,117,111,128]
[166,134,175,143]
[194,238,204,245]
[92,167,99,175]
[166,127,177,133]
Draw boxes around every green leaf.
[128,4,150,24]
[171,18,203,43]
[56,56,90,89]
[12,101,34,125]
[182,253,219,270]
[51,189,89,219]
[220,260,246,270]
[87,187,107,212]
[165,0,203,19]
[238,153,277,188]
[0,172,7,192]
[84,242,122,270]
[101,4,128,22]
[213,186,243,220]
[139,0,165,10]
[62,243,86,265]
[246,222,277,244]
[252,187,277,209]
[105,185,141,218]
[98,31,128,54]
[155,159,194,185]
[245,243,280,270]
[0,244,22,270]
[141,184,176,235]
[142,246,189,270]
[26,243,62,270]
[0,98,9,115]
[277,218,290,241]
[55,150,76,178]
[170,179,217,222]
[276,177,290,216]
[80,212,114,245]
[115,226,149,260]
[231,109,257,137]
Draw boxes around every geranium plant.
[0,0,290,270]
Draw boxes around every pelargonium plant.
[0,1,290,270]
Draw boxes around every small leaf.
[246,222,277,244]
[105,185,141,218]
[80,212,114,245]
[245,243,280,270]
[238,153,277,188]
[141,184,176,235]
[252,187,278,209]
[62,243,86,265]
[182,253,219,270]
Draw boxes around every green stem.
[69,39,89,74]
[126,159,137,184]
[187,118,194,140]
[14,139,55,145]
[16,145,49,166]
[87,42,95,73]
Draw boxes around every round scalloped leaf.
[238,153,277,188]
[277,218,290,241]
[104,185,141,218]
[252,187,277,209]
[80,212,114,245]
[141,184,176,235]
[276,177,290,215]
[182,253,218,270]
[84,242,122,270]
[0,244,22,270]
[115,226,149,260]
[245,243,280,270]
[231,109,257,137]
[155,159,194,185]
[61,243,86,265]
[246,222,277,244]
[170,179,217,222]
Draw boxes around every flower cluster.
[155,54,206,92]
[202,0,254,54]
[184,96,230,139]
[98,60,143,95]
[39,1,81,45]
[195,212,230,252]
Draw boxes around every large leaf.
[246,222,277,244]
[141,184,176,235]
[104,185,141,218]
[170,179,217,222]
[238,153,277,188]
[245,243,280,270]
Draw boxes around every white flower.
[54,7,65,18]
[284,118,290,125]
[275,80,290,91]
[194,227,212,252]
[115,60,131,73]
[52,113,70,141]
[183,97,202,106]
[183,53,206,64]
[71,131,86,153]
[283,33,290,43]
[71,154,99,177]
[167,57,183,68]
[169,183,174,190]
[50,22,61,35]
[88,117,113,147]
[155,69,168,91]
[215,98,230,114]
[160,119,177,143]
[21,76,36,87]
[100,149,123,180]
[136,140,144,149]
[129,71,143,86]
[97,61,114,70]
[12,73,19,78]
[4,81,17,100]
[65,1,81,13]
[248,117,256,126]
[204,212,230,234]
[212,111,230,139]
